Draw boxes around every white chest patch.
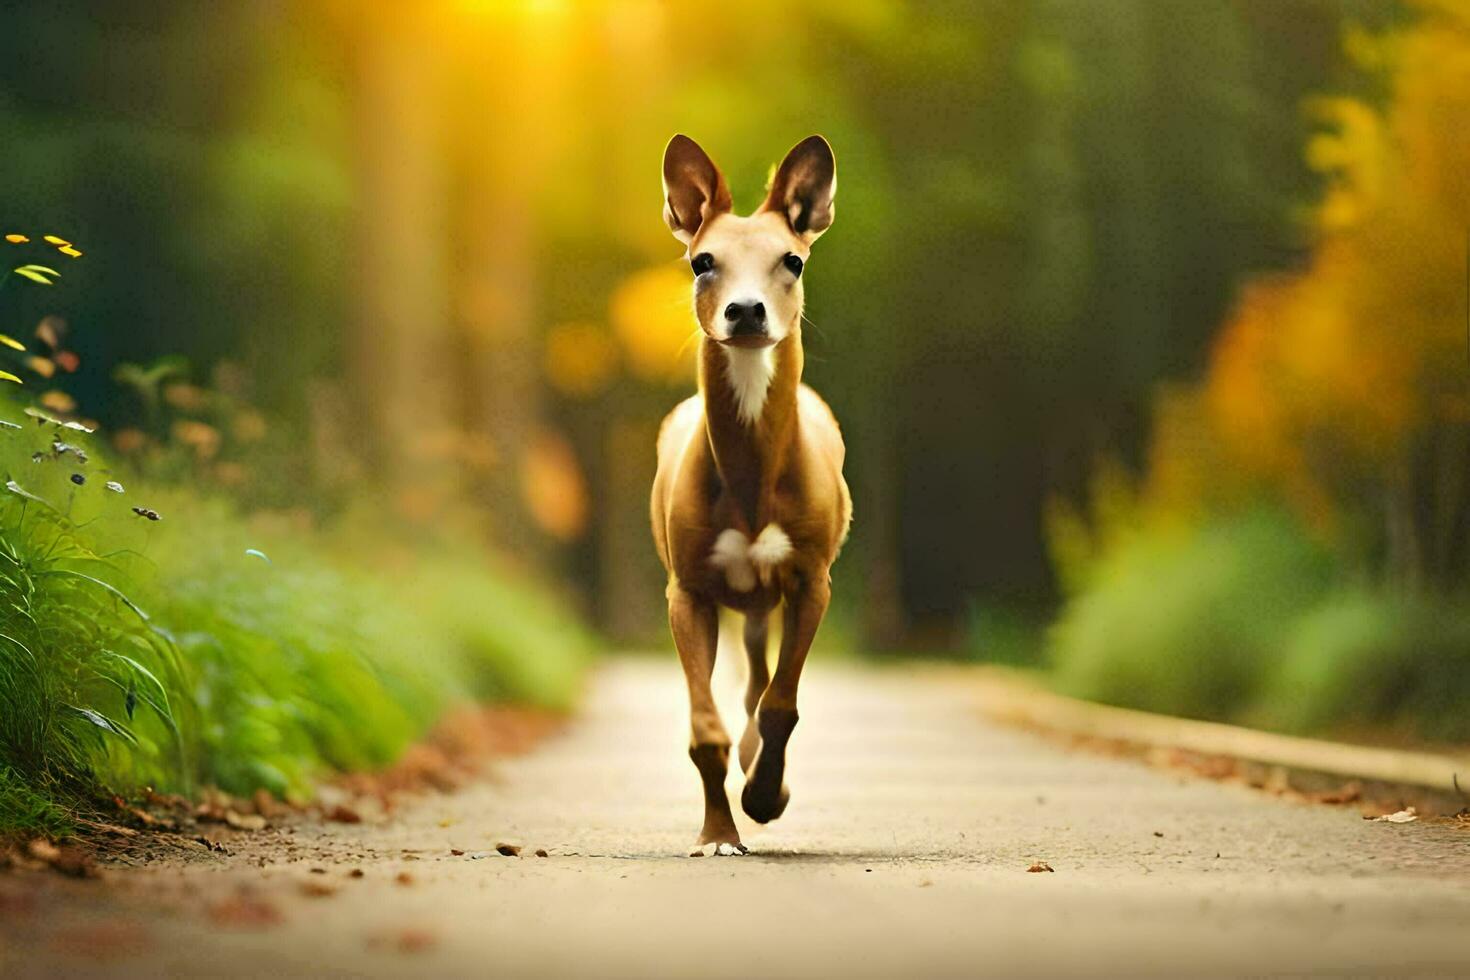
[709,524,794,592]
[723,347,776,426]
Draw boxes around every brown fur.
[650,135,850,854]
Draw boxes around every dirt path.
[5,657,1470,978]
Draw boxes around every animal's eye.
[691,253,715,276]
[783,253,804,277]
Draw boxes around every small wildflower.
[35,318,62,351]
[39,390,76,414]
[132,507,161,522]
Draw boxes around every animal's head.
[662,134,836,349]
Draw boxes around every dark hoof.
[741,779,790,824]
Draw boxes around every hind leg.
[738,609,771,773]
[742,578,829,824]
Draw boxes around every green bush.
[1048,508,1335,720]
[0,411,593,835]
[1254,592,1470,744]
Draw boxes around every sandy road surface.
[4,657,1469,978]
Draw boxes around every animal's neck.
[699,332,802,529]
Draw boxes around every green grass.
[1048,508,1336,722]
[1046,505,1470,744]
[1253,591,1470,744]
[0,411,593,835]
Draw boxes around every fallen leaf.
[27,839,61,863]
[224,811,267,831]
[300,880,337,898]
[208,894,282,929]
[349,868,365,878]
[534,848,548,858]
[1310,781,1362,805]
[395,871,414,886]
[251,788,279,817]
[495,842,522,857]
[1371,807,1417,824]
[1027,861,1055,873]
[325,804,362,824]
[450,848,465,856]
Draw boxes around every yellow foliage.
[544,320,618,397]
[1044,455,1143,596]
[609,265,698,383]
[519,428,588,541]
[1179,5,1470,534]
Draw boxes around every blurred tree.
[0,0,1385,647]
[1201,0,1470,592]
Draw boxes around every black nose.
[724,301,766,336]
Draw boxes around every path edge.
[966,667,1470,815]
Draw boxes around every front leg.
[668,582,746,856]
[742,575,830,824]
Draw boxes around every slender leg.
[742,577,830,824]
[738,609,771,773]
[668,583,745,855]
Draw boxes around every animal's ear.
[762,135,836,242]
[662,135,732,245]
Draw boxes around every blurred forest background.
[2,0,1468,802]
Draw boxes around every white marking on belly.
[708,524,792,592]
[723,347,775,426]
[710,528,757,592]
